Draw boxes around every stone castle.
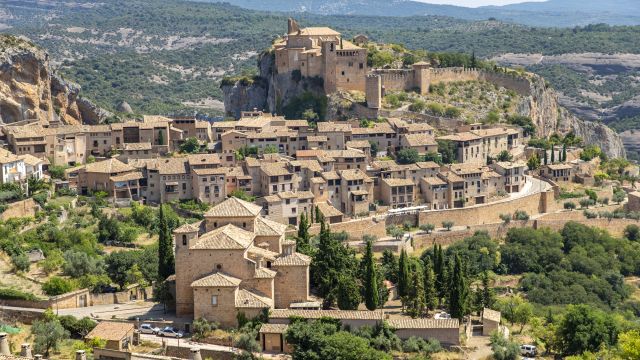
[274,19,532,111]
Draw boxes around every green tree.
[157,129,164,146]
[296,212,312,254]
[33,316,69,357]
[618,330,640,360]
[448,254,468,320]
[490,332,520,360]
[396,148,420,164]
[369,140,379,157]
[311,219,358,308]
[179,137,199,153]
[564,201,577,211]
[336,274,361,310]
[315,205,323,223]
[437,140,457,164]
[556,304,619,355]
[527,154,541,170]
[433,244,447,305]
[497,150,513,162]
[125,263,148,287]
[551,145,556,163]
[42,276,76,296]
[624,224,640,241]
[562,143,567,162]
[264,144,278,154]
[420,223,435,234]
[613,189,626,204]
[397,249,409,299]
[423,257,437,312]
[543,149,548,165]
[404,260,425,318]
[381,250,398,284]
[481,271,496,309]
[386,225,404,240]
[442,221,454,231]
[192,318,214,341]
[11,252,30,272]
[362,239,379,311]
[157,204,175,280]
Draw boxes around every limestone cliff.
[517,74,625,158]
[0,35,111,126]
[222,51,325,119]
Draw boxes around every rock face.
[517,74,625,158]
[116,101,134,114]
[0,35,111,125]
[222,51,324,119]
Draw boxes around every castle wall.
[365,75,382,109]
[335,49,368,92]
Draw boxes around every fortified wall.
[366,66,532,110]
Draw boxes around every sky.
[414,0,547,7]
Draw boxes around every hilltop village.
[0,19,639,360]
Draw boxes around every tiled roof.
[546,163,572,170]
[86,321,134,341]
[260,163,291,177]
[306,135,328,142]
[437,132,481,142]
[439,171,465,183]
[316,202,343,218]
[415,161,440,169]
[382,178,414,187]
[450,164,484,175]
[387,318,459,329]
[298,27,341,36]
[351,123,394,135]
[188,153,221,166]
[495,161,526,169]
[482,171,502,180]
[259,323,289,334]
[110,171,143,182]
[236,289,273,308]
[324,149,366,159]
[0,148,21,164]
[147,158,189,175]
[248,245,279,261]
[317,122,351,133]
[192,167,228,176]
[402,133,437,147]
[191,272,242,288]
[422,177,446,186]
[340,169,369,181]
[321,171,340,180]
[255,216,288,236]
[289,160,323,173]
[483,308,501,322]
[173,221,203,234]
[346,140,371,148]
[254,267,277,279]
[211,121,237,129]
[123,142,152,151]
[19,153,45,166]
[273,252,311,266]
[204,197,262,218]
[192,224,254,250]
[269,309,384,320]
[471,128,509,137]
[85,158,135,174]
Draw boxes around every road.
[57,301,165,320]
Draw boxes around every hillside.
[193,0,640,27]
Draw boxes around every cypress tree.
[543,149,548,165]
[157,204,175,280]
[363,239,379,311]
[296,213,311,254]
[398,249,409,299]
[158,130,164,146]
[435,245,447,304]
[562,143,567,162]
[315,205,323,223]
[551,145,555,163]
[423,257,437,312]
[481,271,496,309]
[405,260,425,318]
[448,254,468,320]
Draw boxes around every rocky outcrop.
[116,101,133,114]
[222,51,324,118]
[517,74,625,158]
[0,35,110,125]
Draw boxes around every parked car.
[434,312,451,319]
[520,345,537,357]
[159,327,183,338]
[139,324,160,335]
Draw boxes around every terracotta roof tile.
[86,321,134,341]
[269,309,384,320]
[387,318,459,329]
[204,197,262,218]
[255,217,287,236]
[236,289,273,308]
[259,323,289,334]
[191,272,242,288]
[192,224,254,250]
[273,252,311,266]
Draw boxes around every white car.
[159,327,184,338]
[434,312,451,319]
[520,345,537,357]
[139,324,160,335]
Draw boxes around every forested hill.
[4,0,640,117]
[193,0,640,27]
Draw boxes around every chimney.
[256,255,264,269]
[75,350,87,360]
[0,333,9,355]
[21,344,32,358]
[190,348,202,360]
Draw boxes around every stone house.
[174,197,311,327]
[259,163,297,196]
[399,133,438,157]
[387,318,460,346]
[482,308,501,336]
[540,163,573,183]
[491,161,526,193]
[261,191,315,226]
[380,178,415,209]
[0,149,26,185]
[437,133,485,165]
[316,122,352,150]
[85,321,134,351]
[420,177,450,210]
[68,158,142,201]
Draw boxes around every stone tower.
[366,75,382,110]
[412,61,432,95]
[322,40,338,94]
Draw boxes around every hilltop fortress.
[222,19,625,158]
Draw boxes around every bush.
[192,317,216,340]
[514,210,530,221]
[0,287,38,301]
[499,213,512,224]
[625,224,640,241]
[564,202,576,211]
[442,221,454,231]
[11,252,30,272]
[42,277,76,296]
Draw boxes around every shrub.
[11,252,30,272]
[514,210,530,221]
[0,287,38,301]
[419,224,435,234]
[499,213,512,224]
[583,210,598,219]
[442,221,454,231]
[564,202,576,211]
[625,224,640,241]
[42,277,76,296]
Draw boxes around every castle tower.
[366,75,382,110]
[412,61,432,95]
[322,40,338,94]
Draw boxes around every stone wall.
[165,345,236,360]
[1,198,37,221]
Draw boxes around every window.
[182,235,187,246]
[211,295,218,306]
[359,63,364,69]
[242,222,247,228]
[216,264,222,270]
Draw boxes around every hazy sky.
[414,0,547,7]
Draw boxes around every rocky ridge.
[0,35,111,126]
